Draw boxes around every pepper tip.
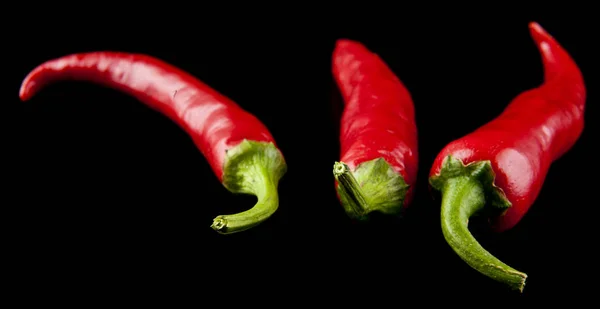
[18,75,37,101]
[528,21,542,31]
[528,21,553,43]
[18,82,28,101]
[335,38,357,49]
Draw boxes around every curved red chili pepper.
[19,52,287,234]
[429,22,585,291]
[331,39,418,220]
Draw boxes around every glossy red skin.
[430,22,586,232]
[19,52,277,182]
[333,39,419,207]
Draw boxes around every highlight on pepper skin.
[428,22,586,292]
[331,39,418,221]
[18,52,288,235]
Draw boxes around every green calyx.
[429,155,527,292]
[210,140,287,235]
[333,158,409,221]
[429,155,512,213]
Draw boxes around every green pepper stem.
[333,161,369,218]
[210,140,287,235]
[211,170,279,234]
[333,159,409,220]
[441,176,527,292]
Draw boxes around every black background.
[7,6,597,304]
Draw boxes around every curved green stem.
[210,140,287,235]
[441,176,527,292]
[211,175,278,234]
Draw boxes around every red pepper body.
[427,22,585,292]
[19,52,277,182]
[19,52,287,234]
[332,39,418,218]
[430,22,585,232]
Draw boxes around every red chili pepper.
[429,22,585,291]
[331,39,418,220]
[19,52,287,234]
